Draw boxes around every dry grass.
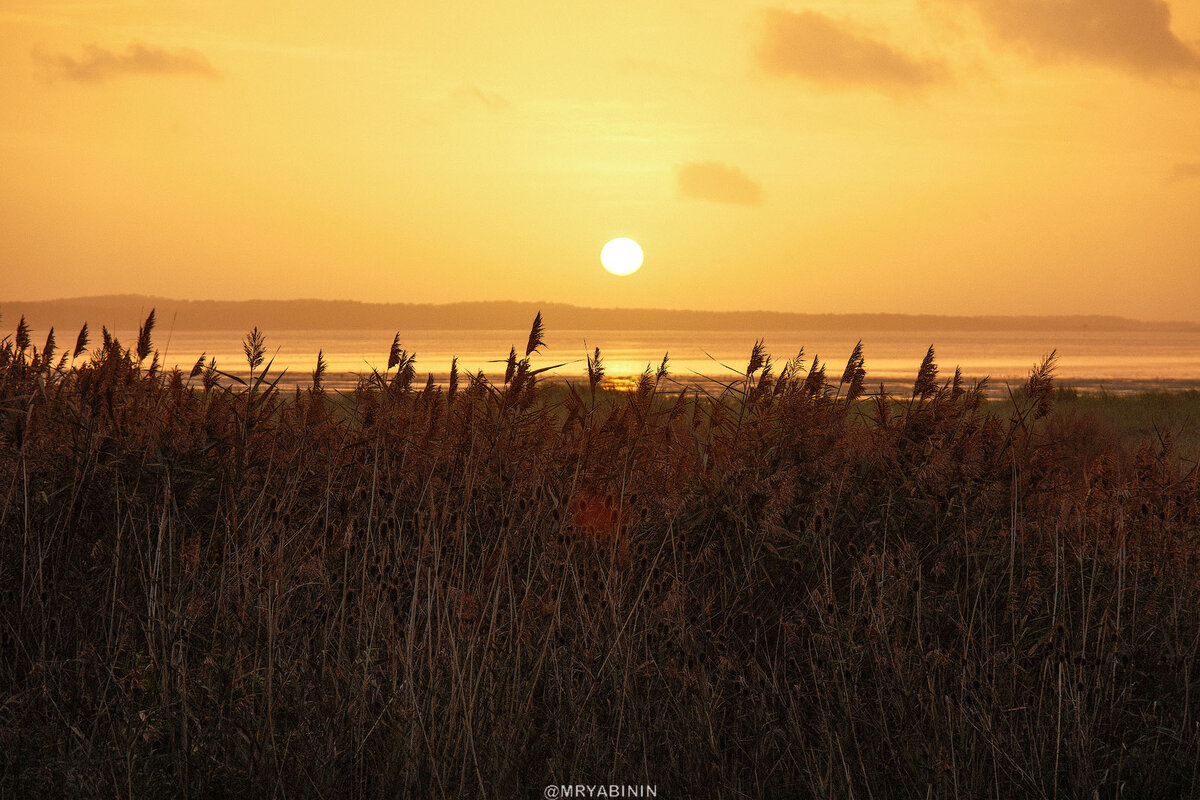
[2,311,1199,798]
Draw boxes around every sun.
[600,237,644,276]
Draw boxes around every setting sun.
[600,237,644,277]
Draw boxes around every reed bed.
[1,311,1198,798]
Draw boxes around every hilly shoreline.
[4,295,1197,335]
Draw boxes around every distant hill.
[3,295,1197,335]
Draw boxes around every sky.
[2,0,1199,319]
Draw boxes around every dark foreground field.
[2,313,1199,798]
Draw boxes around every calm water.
[145,328,1200,394]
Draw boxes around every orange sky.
[2,1,1199,319]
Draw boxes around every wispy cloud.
[955,0,1200,76]
[1171,163,1200,181]
[452,85,512,111]
[757,9,949,92]
[34,42,219,83]
[676,162,763,206]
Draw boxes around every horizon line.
[4,293,1198,328]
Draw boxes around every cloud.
[34,42,219,83]
[676,162,764,206]
[1171,163,1200,181]
[956,0,1200,75]
[452,85,512,111]
[757,9,950,91]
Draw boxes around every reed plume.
[635,363,655,401]
[747,339,767,376]
[202,357,219,391]
[873,383,892,426]
[391,349,416,392]
[912,345,938,400]
[388,333,402,370]
[135,309,155,363]
[1025,349,1058,419]
[803,354,826,396]
[840,340,866,404]
[312,350,327,392]
[243,326,266,373]
[526,310,545,356]
[587,346,604,401]
[41,328,56,368]
[73,323,89,359]
[504,346,518,385]
[775,349,806,397]
[15,316,30,353]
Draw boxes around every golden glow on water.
[83,327,1200,393]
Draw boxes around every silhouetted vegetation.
[2,311,1199,798]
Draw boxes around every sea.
[143,327,1200,396]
